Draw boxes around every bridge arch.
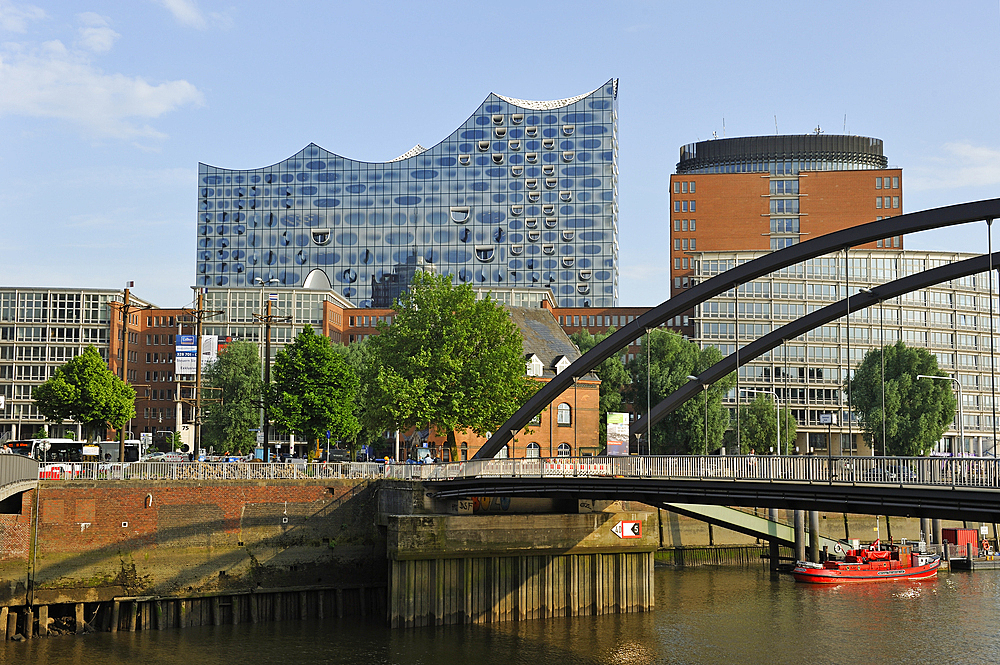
[474,198,1000,459]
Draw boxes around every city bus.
[4,439,140,463]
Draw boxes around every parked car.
[322,449,352,463]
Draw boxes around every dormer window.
[555,356,571,374]
[526,354,543,377]
[525,126,538,137]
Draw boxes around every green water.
[4,567,998,664]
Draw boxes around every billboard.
[175,335,197,375]
[606,412,630,456]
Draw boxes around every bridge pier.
[921,518,932,546]
[793,510,806,562]
[932,519,943,547]
[385,511,657,627]
[808,511,820,563]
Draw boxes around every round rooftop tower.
[676,134,888,175]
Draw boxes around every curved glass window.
[557,403,572,425]
[557,443,571,458]
[526,442,541,458]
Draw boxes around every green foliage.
[330,337,383,453]
[271,326,361,449]
[33,346,136,442]
[363,271,538,450]
[849,340,957,456]
[569,327,629,447]
[737,394,797,454]
[629,330,735,454]
[202,340,263,454]
[166,431,184,451]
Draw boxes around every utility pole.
[115,282,150,463]
[254,286,289,462]
[183,288,223,460]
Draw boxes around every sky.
[1,0,999,309]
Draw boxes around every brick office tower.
[668,134,902,333]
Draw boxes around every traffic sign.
[612,520,642,539]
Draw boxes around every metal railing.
[1,453,39,498]
[34,455,1000,488]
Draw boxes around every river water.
[5,566,1000,664]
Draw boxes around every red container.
[942,528,980,556]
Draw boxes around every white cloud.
[155,0,206,29]
[76,12,119,53]
[0,0,45,33]
[0,13,204,142]
[906,142,1000,192]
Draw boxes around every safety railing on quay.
[34,455,1000,488]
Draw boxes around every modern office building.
[197,80,619,309]
[690,249,999,456]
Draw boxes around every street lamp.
[860,287,885,456]
[255,277,282,461]
[741,387,781,455]
[687,375,709,453]
[917,374,964,455]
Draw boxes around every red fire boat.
[793,541,941,584]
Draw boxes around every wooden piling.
[23,608,32,639]
[0,606,8,641]
[76,602,85,634]
[38,605,48,637]
[5,607,16,640]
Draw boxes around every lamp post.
[741,387,781,455]
[860,287,885,456]
[917,374,963,455]
[687,375,709,453]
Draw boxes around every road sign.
[612,520,642,539]
[37,441,51,452]
[256,432,264,445]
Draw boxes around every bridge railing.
[1,453,38,487]
[34,455,1000,487]
[416,455,1000,488]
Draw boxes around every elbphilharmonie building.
[197,80,619,308]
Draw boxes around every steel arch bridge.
[474,198,1000,459]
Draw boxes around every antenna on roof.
[844,113,848,134]
[814,125,823,135]
[723,117,726,137]
[774,115,778,135]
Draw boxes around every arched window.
[557,443,572,458]
[460,442,468,461]
[526,442,541,458]
[557,402,572,425]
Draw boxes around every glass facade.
[197,80,619,308]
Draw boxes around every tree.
[271,326,360,451]
[202,340,262,454]
[331,337,384,457]
[849,340,957,456]
[630,330,735,454]
[363,271,537,456]
[33,346,135,442]
[737,394,797,454]
[569,328,629,447]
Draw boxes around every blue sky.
[2,0,999,308]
